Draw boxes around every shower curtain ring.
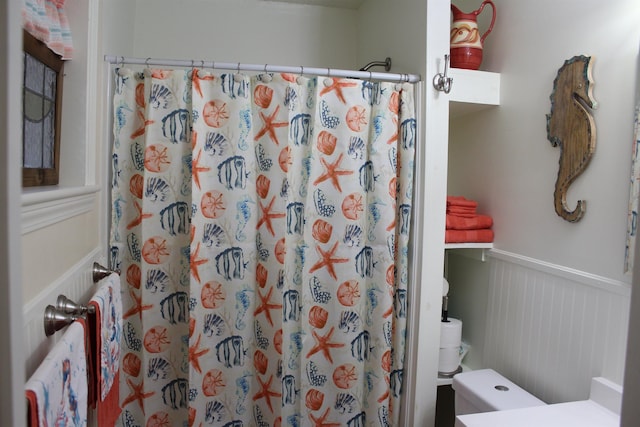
[262,64,273,82]
[234,62,243,82]
[145,57,151,67]
[297,66,305,84]
[119,56,124,67]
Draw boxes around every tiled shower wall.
[447,249,631,404]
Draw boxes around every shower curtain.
[625,101,640,274]
[110,67,416,427]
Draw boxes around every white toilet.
[452,369,546,416]
[452,372,621,427]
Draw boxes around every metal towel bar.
[56,294,95,316]
[44,305,83,337]
[92,262,119,283]
[44,295,95,337]
[44,261,120,336]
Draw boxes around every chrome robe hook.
[433,54,453,94]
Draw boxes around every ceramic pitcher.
[450,0,496,70]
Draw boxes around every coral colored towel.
[446,196,478,217]
[445,229,494,243]
[447,196,478,208]
[25,319,89,427]
[446,214,494,230]
[88,272,123,426]
[446,206,478,217]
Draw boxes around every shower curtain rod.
[104,55,421,83]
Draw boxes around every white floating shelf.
[444,243,494,262]
[444,242,494,250]
[449,68,501,118]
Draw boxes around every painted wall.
[21,0,137,303]
[131,0,359,69]
[21,0,105,302]
[22,208,99,301]
[356,0,428,75]
[448,0,639,282]
[446,0,640,404]
[103,0,136,58]
[59,0,91,186]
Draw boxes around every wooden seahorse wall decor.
[546,55,597,222]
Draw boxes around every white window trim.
[21,185,100,234]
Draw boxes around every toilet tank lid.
[452,369,546,412]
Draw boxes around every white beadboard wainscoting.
[446,248,631,405]
[23,247,105,378]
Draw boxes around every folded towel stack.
[445,196,494,243]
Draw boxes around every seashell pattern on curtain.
[110,68,416,426]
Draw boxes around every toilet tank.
[452,369,546,415]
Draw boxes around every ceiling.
[259,0,365,10]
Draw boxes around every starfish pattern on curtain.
[111,68,416,427]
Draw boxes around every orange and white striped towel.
[22,0,74,59]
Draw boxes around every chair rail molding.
[21,185,100,234]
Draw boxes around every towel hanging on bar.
[88,272,122,426]
[26,319,89,426]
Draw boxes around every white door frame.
[403,1,451,425]
[0,0,25,425]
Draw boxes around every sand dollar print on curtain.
[111,68,416,426]
[112,69,193,426]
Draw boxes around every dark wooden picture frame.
[22,30,64,187]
